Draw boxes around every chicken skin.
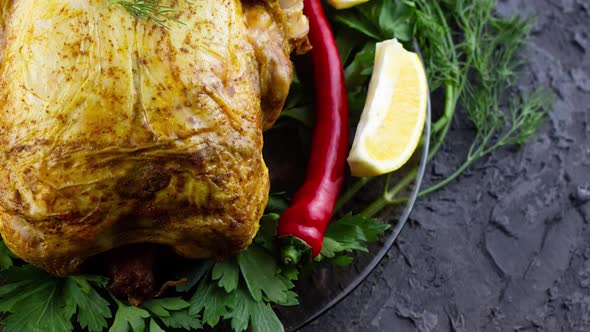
[0,0,308,276]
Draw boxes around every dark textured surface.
[306,0,590,331]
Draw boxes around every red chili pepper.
[276,0,349,265]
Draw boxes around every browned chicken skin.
[0,0,308,291]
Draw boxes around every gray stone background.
[307,0,590,331]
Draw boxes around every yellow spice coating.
[0,0,308,275]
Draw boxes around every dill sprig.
[332,0,553,215]
[411,0,552,198]
[107,0,186,29]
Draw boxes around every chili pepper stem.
[281,245,302,265]
[278,236,313,266]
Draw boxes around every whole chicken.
[0,0,309,282]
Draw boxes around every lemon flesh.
[347,39,428,177]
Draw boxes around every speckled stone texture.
[305,0,590,331]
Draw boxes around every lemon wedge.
[347,39,428,177]
[326,0,369,10]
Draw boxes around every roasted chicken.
[0,0,308,279]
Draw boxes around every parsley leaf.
[3,280,73,332]
[332,0,416,41]
[321,214,390,262]
[212,258,240,293]
[253,213,280,252]
[143,298,190,317]
[0,267,113,332]
[330,0,417,128]
[159,310,203,330]
[176,261,214,292]
[279,107,315,128]
[328,255,355,266]
[63,276,111,332]
[344,43,376,88]
[238,246,290,303]
[251,301,284,332]
[280,265,300,282]
[189,278,234,327]
[226,289,256,332]
[0,240,14,270]
[185,242,300,331]
[227,289,284,332]
[149,319,165,332]
[109,300,150,332]
[278,75,314,128]
[344,43,376,124]
[0,266,49,313]
[335,27,365,64]
[0,213,388,332]
[376,0,416,41]
[265,195,289,214]
[333,11,381,40]
[275,279,299,306]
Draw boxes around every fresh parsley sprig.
[0,203,386,332]
[0,266,112,332]
[0,240,15,270]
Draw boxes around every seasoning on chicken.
[0,0,309,287]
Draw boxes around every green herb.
[184,223,299,331]
[142,297,191,318]
[212,258,240,293]
[0,266,111,332]
[330,0,416,126]
[110,297,196,332]
[109,299,150,332]
[405,0,550,199]
[189,278,233,327]
[0,263,203,332]
[0,207,383,332]
[320,214,390,265]
[129,297,199,331]
[335,0,552,214]
[175,261,214,292]
[158,310,203,330]
[64,276,112,332]
[331,0,416,42]
[107,0,187,29]
[238,247,291,303]
[0,240,14,270]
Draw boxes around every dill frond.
[107,0,187,29]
